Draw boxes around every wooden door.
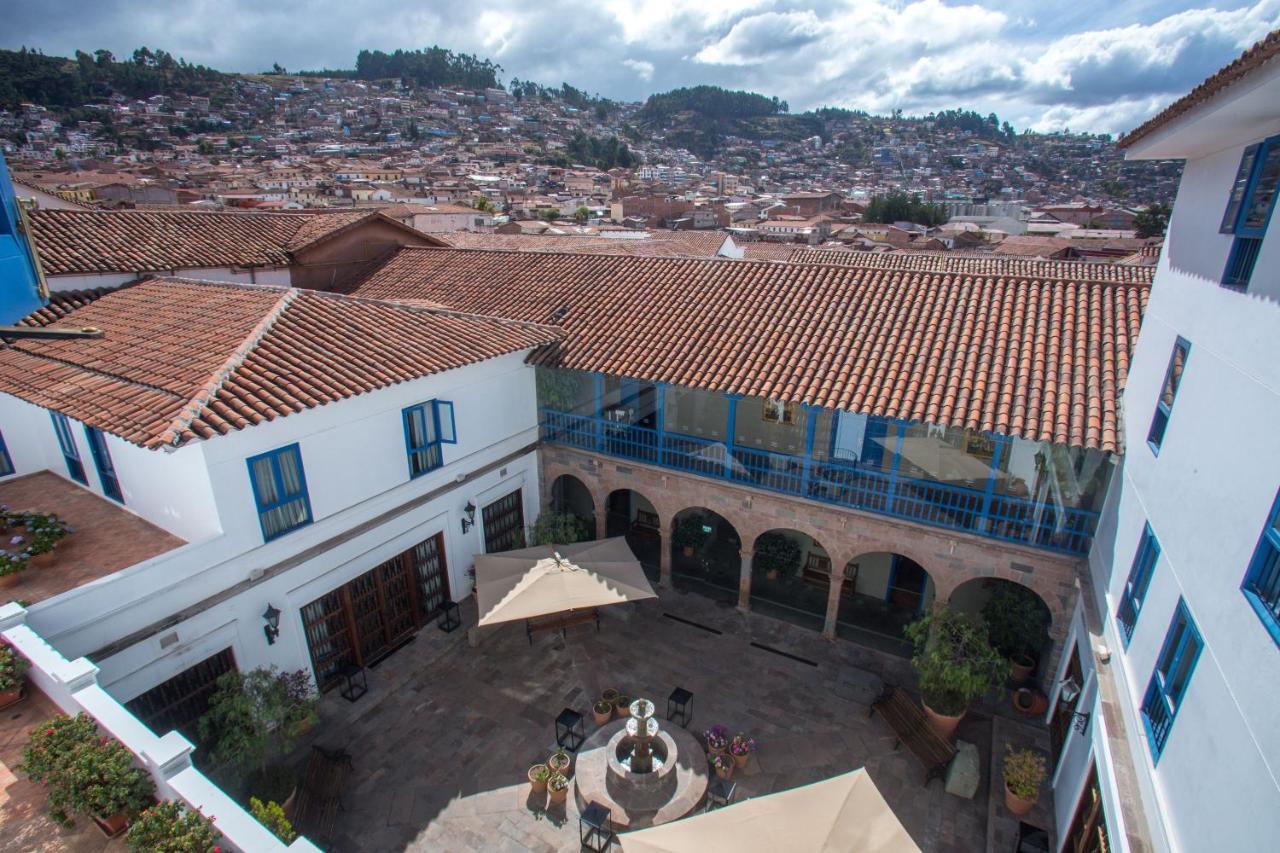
[302,589,354,691]
[348,569,392,664]
[483,489,526,553]
[1064,765,1111,853]
[411,532,449,616]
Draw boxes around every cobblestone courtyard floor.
[304,586,1038,852]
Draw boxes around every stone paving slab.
[301,587,996,852]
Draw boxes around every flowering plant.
[547,771,569,792]
[20,512,72,556]
[0,548,30,577]
[21,713,155,825]
[128,800,222,852]
[1003,747,1047,800]
[710,752,735,773]
[0,642,29,692]
[729,734,757,756]
[703,724,729,751]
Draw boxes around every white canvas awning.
[474,537,656,627]
[620,769,920,853]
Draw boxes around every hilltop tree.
[1134,203,1172,238]
[861,190,947,227]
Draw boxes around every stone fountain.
[573,697,708,828]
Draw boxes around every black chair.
[580,801,616,852]
[556,707,585,751]
[706,776,736,811]
[437,600,461,633]
[667,687,693,727]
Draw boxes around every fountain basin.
[573,720,708,829]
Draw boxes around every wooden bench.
[292,745,353,843]
[526,609,600,644]
[868,686,957,785]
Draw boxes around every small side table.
[437,600,461,633]
[580,801,616,852]
[338,663,368,703]
[706,775,736,811]
[555,707,585,752]
[667,687,693,727]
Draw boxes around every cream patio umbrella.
[620,768,920,853]
[474,536,657,626]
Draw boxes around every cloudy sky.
[5,0,1278,134]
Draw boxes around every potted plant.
[198,667,317,809]
[904,607,1010,739]
[529,511,590,545]
[613,694,633,719]
[601,688,620,705]
[673,517,707,557]
[981,581,1051,684]
[753,532,801,582]
[704,724,729,755]
[0,641,29,709]
[546,771,569,804]
[278,668,319,739]
[527,763,549,794]
[127,800,221,851]
[729,734,757,769]
[0,547,30,588]
[548,746,572,778]
[249,796,296,844]
[711,752,735,780]
[21,512,72,569]
[592,699,614,727]
[21,713,155,833]
[1004,748,1048,816]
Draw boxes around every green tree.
[1134,203,1171,238]
[573,205,590,223]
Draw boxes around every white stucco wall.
[47,266,291,292]
[1086,135,1280,852]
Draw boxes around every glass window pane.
[734,396,806,456]
[1167,636,1200,704]
[436,401,456,443]
[277,448,303,497]
[252,456,279,505]
[407,407,427,448]
[1221,143,1260,232]
[1163,343,1188,406]
[664,386,729,441]
[1242,145,1280,230]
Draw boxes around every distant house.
[381,203,494,234]
[991,235,1077,259]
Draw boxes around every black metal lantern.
[461,500,477,533]
[262,604,281,645]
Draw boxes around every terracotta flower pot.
[547,783,568,804]
[1009,654,1036,684]
[27,551,57,570]
[715,763,734,780]
[528,765,548,794]
[592,703,613,727]
[0,685,24,709]
[681,546,694,557]
[1005,783,1036,816]
[548,754,572,779]
[732,752,749,769]
[614,698,632,719]
[1013,688,1049,716]
[601,688,620,705]
[93,812,130,838]
[922,702,964,740]
[0,571,22,590]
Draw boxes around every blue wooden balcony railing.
[541,409,1098,556]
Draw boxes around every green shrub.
[905,607,1010,716]
[127,800,221,852]
[20,713,154,825]
[0,642,29,692]
[529,511,590,545]
[249,796,297,844]
[753,532,802,576]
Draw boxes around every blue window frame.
[1116,524,1160,646]
[1242,488,1280,646]
[84,426,123,502]
[50,412,86,484]
[1220,135,1279,289]
[402,400,456,478]
[0,430,13,477]
[247,444,312,541]
[1140,600,1203,763]
[1147,338,1189,454]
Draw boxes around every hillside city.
[0,17,1276,853]
[0,45,1181,260]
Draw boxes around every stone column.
[737,550,753,612]
[595,512,607,541]
[659,522,673,588]
[822,573,844,640]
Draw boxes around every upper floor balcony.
[536,369,1111,557]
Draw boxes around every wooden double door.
[302,532,450,691]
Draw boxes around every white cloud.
[623,58,655,81]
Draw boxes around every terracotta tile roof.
[0,278,560,448]
[1120,28,1280,149]
[740,242,801,261]
[789,247,1155,285]
[348,248,1149,452]
[437,231,729,258]
[16,287,116,326]
[27,209,433,276]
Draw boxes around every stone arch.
[831,551,939,651]
[748,528,833,631]
[548,474,596,539]
[950,577,1054,683]
[670,506,742,606]
[606,488,662,582]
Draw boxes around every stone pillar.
[738,550,753,612]
[595,512,607,541]
[822,573,844,640]
[660,522,673,588]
